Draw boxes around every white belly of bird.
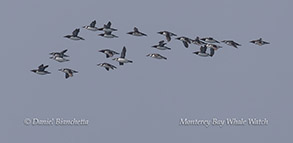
[134,33,143,36]
[157,46,168,50]
[36,71,47,75]
[104,35,115,38]
[87,27,98,31]
[104,28,114,33]
[198,53,209,57]
[55,57,68,62]
[117,58,128,63]
[70,37,81,40]
[153,56,163,59]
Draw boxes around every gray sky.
[0,0,292,142]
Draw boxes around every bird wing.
[210,48,215,57]
[72,29,79,36]
[61,49,68,54]
[90,20,96,27]
[183,41,189,48]
[166,33,171,42]
[65,73,69,79]
[159,40,165,46]
[121,47,126,58]
[43,65,49,69]
[38,64,44,70]
[106,21,111,28]
[200,46,207,53]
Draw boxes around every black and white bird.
[157,31,177,42]
[193,45,215,57]
[64,28,84,40]
[250,38,270,46]
[97,63,117,71]
[146,53,167,60]
[200,37,220,43]
[49,49,69,62]
[98,21,117,32]
[99,31,118,38]
[83,20,98,31]
[31,64,51,75]
[49,49,69,58]
[113,46,133,65]
[58,68,78,79]
[222,40,241,48]
[152,40,171,50]
[127,27,147,36]
[99,49,119,58]
[205,43,222,50]
[176,37,192,48]
[192,37,206,45]
[50,55,69,63]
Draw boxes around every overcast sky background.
[0,0,292,142]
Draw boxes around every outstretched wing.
[106,21,111,28]
[166,33,171,42]
[65,73,69,79]
[185,38,191,44]
[38,64,44,70]
[61,49,68,54]
[263,41,270,44]
[159,40,165,46]
[234,41,241,46]
[90,20,96,27]
[121,47,126,58]
[72,29,79,36]
[210,48,215,57]
[200,45,207,53]
[183,41,189,48]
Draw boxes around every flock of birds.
[31,20,270,79]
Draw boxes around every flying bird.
[58,68,78,79]
[146,53,167,60]
[157,31,177,42]
[176,37,192,48]
[97,63,117,71]
[113,46,133,65]
[64,28,84,40]
[98,21,117,32]
[205,43,222,50]
[99,31,118,38]
[49,49,70,62]
[250,38,270,46]
[222,40,241,48]
[192,37,206,45]
[193,45,215,57]
[49,49,69,58]
[83,20,98,31]
[127,27,147,36]
[200,37,220,43]
[50,55,69,63]
[99,49,119,58]
[31,64,51,75]
[152,40,171,50]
